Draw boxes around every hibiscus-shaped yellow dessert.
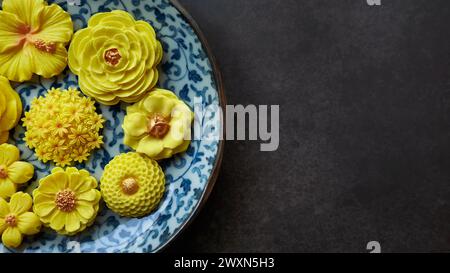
[123,89,194,160]
[22,87,104,167]
[100,152,165,218]
[0,144,34,199]
[33,167,101,235]
[0,0,73,82]
[68,10,163,105]
[0,76,22,144]
[0,192,41,248]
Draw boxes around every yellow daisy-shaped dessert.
[123,89,194,160]
[33,167,101,235]
[0,0,73,82]
[100,153,165,218]
[0,192,41,248]
[68,10,163,105]
[0,76,22,144]
[22,87,104,167]
[0,144,34,199]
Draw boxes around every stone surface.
[166,0,450,252]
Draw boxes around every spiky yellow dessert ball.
[33,167,101,235]
[0,76,22,144]
[100,152,165,218]
[22,88,104,167]
[68,10,163,105]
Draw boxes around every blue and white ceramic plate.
[0,0,224,253]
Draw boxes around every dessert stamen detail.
[104,48,121,66]
[121,177,139,195]
[33,39,57,54]
[0,165,7,179]
[5,215,17,227]
[147,114,170,138]
[55,189,76,212]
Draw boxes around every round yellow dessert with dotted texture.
[100,152,165,218]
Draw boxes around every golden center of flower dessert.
[55,189,76,212]
[147,114,171,139]
[104,48,122,66]
[0,165,7,179]
[121,177,139,195]
[33,39,57,54]
[5,214,17,227]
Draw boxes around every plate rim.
[154,0,226,252]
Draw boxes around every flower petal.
[2,0,44,31]
[136,136,164,158]
[0,11,25,52]
[49,210,65,231]
[0,198,10,217]
[0,180,16,199]
[0,48,33,82]
[143,94,176,117]
[76,201,94,220]
[33,4,73,43]
[123,112,148,137]
[65,211,80,233]
[0,143,20,166]
[33,201,55,217]
[1,227,22,248]
[76,190,97,202]
[39,171,68,193]
[9,192,32,214]
[0,132,8,144]
[17,211,41,235]
[0,218,6,234]
[7,161,34,184]
[29,43,68,79]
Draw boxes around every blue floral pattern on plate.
[0,0,221,253]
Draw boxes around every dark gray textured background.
[165,0,450,252]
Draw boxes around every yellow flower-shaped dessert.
[33,167,101,235]
[0,0,73,82]
[68,10,163,105]
[22,88,104,167]
[100,153,165,218]
[0,192,41,248]
[0,76,22,144]
[123,89,194,160]
[0,144,34,199]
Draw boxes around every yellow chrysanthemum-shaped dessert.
[33,167,101,235]
[68,10,163,105]
[100,153,165,218]
[0,0,73,82]
[0,144,34,199]
[0,76,22,144]
[0,192,41,248]
[22,88,104,167]
[123,89,194,160]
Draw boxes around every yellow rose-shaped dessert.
[0,76,22,143]
[0,192,41,248]
[0,0,73,82]
[0,144,34,199]
[33,167,101,235]
[123,89,194,160]
[100,153,165,218]
[22,88,104,167]
[68,10,163,105]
